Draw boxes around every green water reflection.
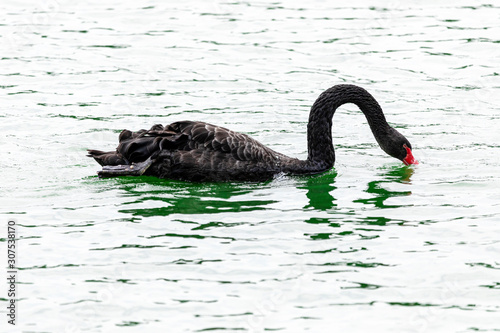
[300,170,338,211]
[354,166,414,209]
[93,166,414,228]
[112,176,277,217]
[303,166,415,234]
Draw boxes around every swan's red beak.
[403,144,418,165]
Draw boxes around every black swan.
[88,84,418,182]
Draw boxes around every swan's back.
[164,121,278,161]
[88,121,284,181]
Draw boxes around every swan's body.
[88,84,417,182]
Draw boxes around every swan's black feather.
[89,120,284,181]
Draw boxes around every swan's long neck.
[289,84,392,174]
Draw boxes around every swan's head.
[380,128,419,165]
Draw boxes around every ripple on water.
[1,1,500,332]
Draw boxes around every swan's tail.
[96,156,156,178]
[87,149,128,166]
[87,124,188,178]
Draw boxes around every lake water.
[1,0,500,332]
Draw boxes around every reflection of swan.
[355,167,415,209]
[113,178,277,217]
[88,84,418,182]
[301,173,337,211]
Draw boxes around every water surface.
[1,0,500,332]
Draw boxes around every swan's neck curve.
[285,84,391,174]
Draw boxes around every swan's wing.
[157,121,279,162]
[97,121,279,166]
[88,121,284,180]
